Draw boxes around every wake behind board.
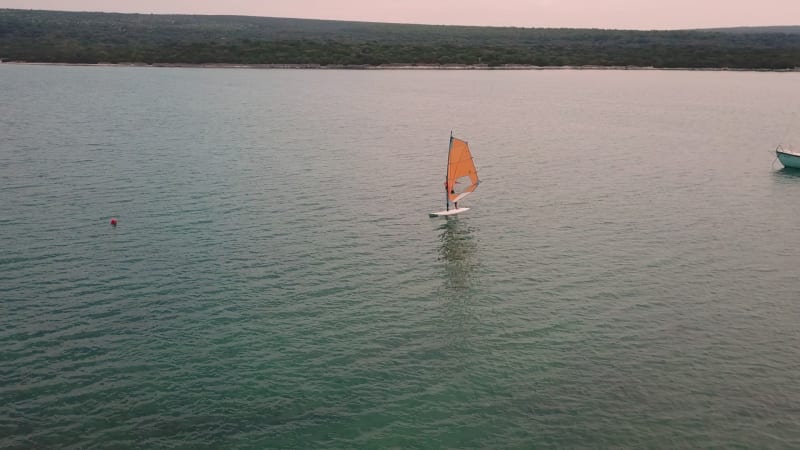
[429,207,470,217]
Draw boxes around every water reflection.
[774,167,800,179]
[772,166,800,189]
[437,217,478,290]
[435,217,481,349]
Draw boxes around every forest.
[1,9,799,69]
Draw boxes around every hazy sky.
[2,0,799,30]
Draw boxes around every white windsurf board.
[429,207,470,217]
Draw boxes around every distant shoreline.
[3,61,799,72]
[5,10,799,73]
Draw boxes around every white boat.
[429,133,480,217]
[776,145,800,169]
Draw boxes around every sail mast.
[446,131,453,211]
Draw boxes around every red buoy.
[110,218,118,226]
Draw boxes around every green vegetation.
[1,9,800,69]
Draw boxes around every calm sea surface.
[2,64,800,448]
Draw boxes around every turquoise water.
[2,65,800,448]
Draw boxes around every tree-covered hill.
[1,9,799,69]
[706,26,800,35]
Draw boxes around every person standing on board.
[449,185,458,209]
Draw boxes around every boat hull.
[777,150,800,169]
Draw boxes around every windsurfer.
[449,186,458,209]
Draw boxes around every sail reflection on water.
[437,217,478,290]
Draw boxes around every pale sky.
[1,0,799,30]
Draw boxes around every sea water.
[2,64,800,447]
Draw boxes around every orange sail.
[446,136,480,204]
